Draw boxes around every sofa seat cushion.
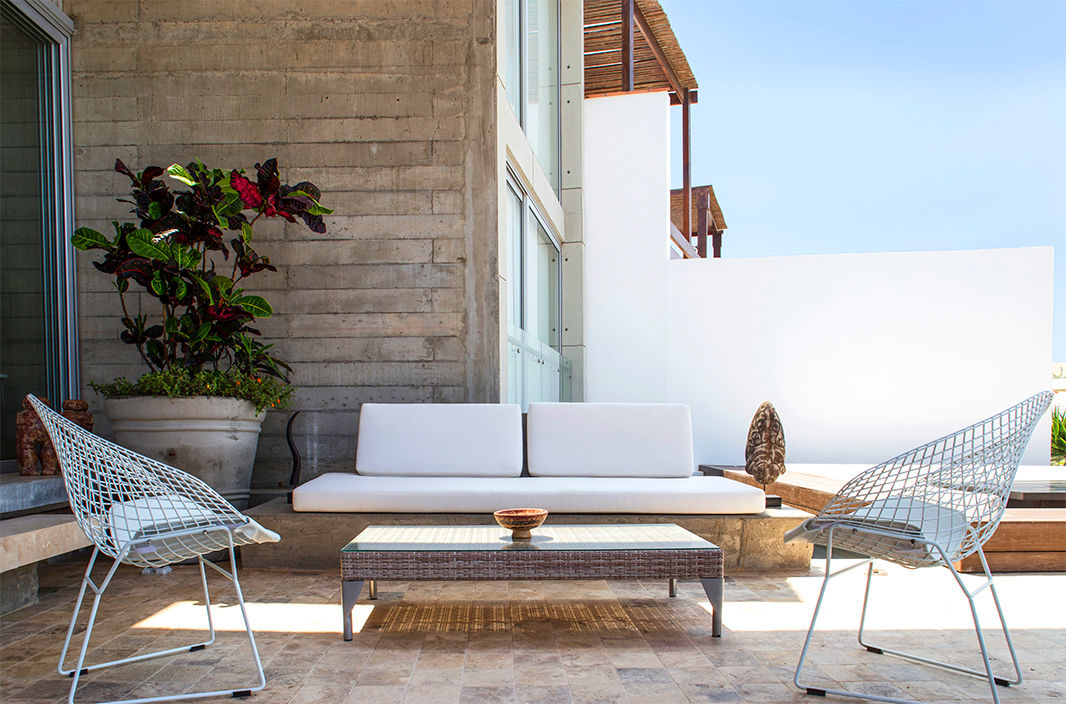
[356,403,523,477]
[293,473,766,514]
[527,403,695,478]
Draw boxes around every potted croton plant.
[73,158,331,507]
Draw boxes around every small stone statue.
[745,401,786,490]
[62,399,95,434]
[16,397,58,476]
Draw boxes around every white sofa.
[292,402,766,514]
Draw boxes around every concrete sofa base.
[242,498,813,572]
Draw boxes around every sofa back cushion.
[356,403,523,477]
[526,403,694,478]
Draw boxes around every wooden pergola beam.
[621,0,634,92]
[632,1,686,100]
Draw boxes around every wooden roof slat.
[670,185,727,234]
[584,0,698,101]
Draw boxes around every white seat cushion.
[356,403,523,477]
[293,473,766,514]
[108,494,280,548]
[527,403,694,478]
[784,497,969,561]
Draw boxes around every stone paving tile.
[1,556,1063,704]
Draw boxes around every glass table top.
[342,524,719,553]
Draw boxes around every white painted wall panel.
[583,92,1053,465]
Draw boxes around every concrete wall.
[583,94,1054,466]
[67,1,500,489]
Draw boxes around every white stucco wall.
[583,93,1054,466]
[666,248,1054,465]
[583,92,671,402]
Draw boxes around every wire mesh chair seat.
[27,394,280,704]
[786,391,1052,704]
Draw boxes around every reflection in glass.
[506,184,523,333]
[503,0,522,121]
[525,0,559,191]
[0,11,48,460]
[527,216,559,348]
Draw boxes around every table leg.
[701,577,723,637]
[342,579,364,641]
[669,578,677,597]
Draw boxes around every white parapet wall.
[583,93,1055,466]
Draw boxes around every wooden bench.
[706,465,1066,573]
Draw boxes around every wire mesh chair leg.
[60,554,217,682]
[60,533,266,704]
[798,537,1024,704]
[853,543,1022,701]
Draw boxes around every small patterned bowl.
[494,508,548,540]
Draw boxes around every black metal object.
[286,410,302,503]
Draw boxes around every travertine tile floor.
[1,555,1063,704]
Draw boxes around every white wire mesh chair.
[27,394,280,704]
[785,391,1052,704]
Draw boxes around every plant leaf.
[72,227,113,251]
[167,163,198,186]
[126,229,171,261]
[234,295,272,318]
[187,272,213,305]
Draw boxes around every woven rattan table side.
[341,547,722,581]
[340,523,725,640]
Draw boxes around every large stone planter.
[104,397,266,508]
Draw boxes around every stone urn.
[104,396,266,508]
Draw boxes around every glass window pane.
[503,0,522,121]
[525,0,559,191]
[0,11,48,460]
[525,215,559,348]
[506,184,523,331]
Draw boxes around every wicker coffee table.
[340,523,724,639]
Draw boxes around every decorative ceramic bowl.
[494,508,548,540]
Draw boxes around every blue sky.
[661,0,1065,359]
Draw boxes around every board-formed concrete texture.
[66,0,501,491]
[241,499,812,572]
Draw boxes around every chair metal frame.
[791,391,1053,704]
[28,395,267,704]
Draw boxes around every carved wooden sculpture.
[16,397,94,475]
[16,397,57,475]
[745,401,786,490]
[61,399,95,434]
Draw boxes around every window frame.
[1,0,79,402]
[505,167,562,350]
[503,0,563,196]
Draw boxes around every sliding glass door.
[0,0,76,467]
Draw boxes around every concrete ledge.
[242,499,812,572]
[0,514,91,573]
[0,474,69,515]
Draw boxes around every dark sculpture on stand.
[16,397,94,475]
[745,401,786,506]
